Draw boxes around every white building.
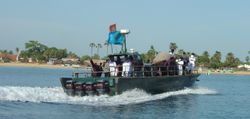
[238,64,250,70]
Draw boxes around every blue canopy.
[108,31,125,45]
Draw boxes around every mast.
[120,29,130,53]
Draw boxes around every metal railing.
[72,65,199,78]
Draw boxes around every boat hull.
[115,74,199,94]
[60,74,200,96]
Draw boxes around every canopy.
[152,52,171,64]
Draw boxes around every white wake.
[0,86,217,106]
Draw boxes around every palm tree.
[177,49,185,56]
[210,51,222,68]
[147,45,157,62]
[246,56,250,63]
[15,47,19,54]
[89,43,96,57]
[15,47,20,62]
[96,43,102,58]
[104,41,109,56]
[169,42,178,54]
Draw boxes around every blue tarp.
[108,31,124,45]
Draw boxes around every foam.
[0,86,217,106]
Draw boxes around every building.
[0,53,17,62]
[238,64,250,71]
[61,57,80,65]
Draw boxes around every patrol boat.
[59,25,200,96]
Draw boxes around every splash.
[0,86,217,106]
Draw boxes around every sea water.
[0,66,249,119]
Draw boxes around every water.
[0,66,249,119]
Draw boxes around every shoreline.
[199,70,250,76]
[0,62,85,69]
[1,62,250,76]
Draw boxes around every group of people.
[107,56,133,77]
[176,53,196,75]
[90,55,133,77]
[90,52,196,77]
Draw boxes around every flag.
[108,31,124,45]
[109,24,116,32]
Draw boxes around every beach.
[0,62,82,69]
[200,70,250,76]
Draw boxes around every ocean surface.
[0,66,249,119]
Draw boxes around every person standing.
[188,53,196,73]
[122,57,132,77]
[103,59,110,77]
[90,59,103,77]
[177,57,184,75]
[109,57,117,76]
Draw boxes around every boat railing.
[72,65,199,78]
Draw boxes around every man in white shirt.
[188,53,196,73]
[122,58,132,77]
[109,57,117,76]
[177,57,184,75]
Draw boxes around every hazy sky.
[0,0,249,61]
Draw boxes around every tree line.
[18,40,78,63]
[1,41,249,69]
[140,42,249,69]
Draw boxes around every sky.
[0,0,250,61]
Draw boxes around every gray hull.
[60,74,200,96]
[114,74,199,94]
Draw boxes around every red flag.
[109,24,116,32]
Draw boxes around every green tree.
[140,53,147,63]
[43,47,68,60]
[224,52,238,67]
[209,51,222,69]
[81,55,91,61]
[147,45,157,62]
[8,50,13,54]
[25,40,48,62]
[169,42,178,53]
[67,51,79,58]
[25,40,47,53]
[57,49,68,59]
[197,51,210,67]
[177,49,185,56]
[89,43,96,57]
[234,58,241,66]
[80,55,91,64]
[246,56,250,63]
[15,47,19,54]
[19,50,30,62]
[43,47,58,59]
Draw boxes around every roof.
[0,53,17,61]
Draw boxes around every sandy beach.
[0,62,82,69]
[200,70,250,76]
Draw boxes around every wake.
[0,86,217,106]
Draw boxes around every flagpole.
[124,34,127,53]
[120,29,129,53]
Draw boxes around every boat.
[59,25,200,96]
